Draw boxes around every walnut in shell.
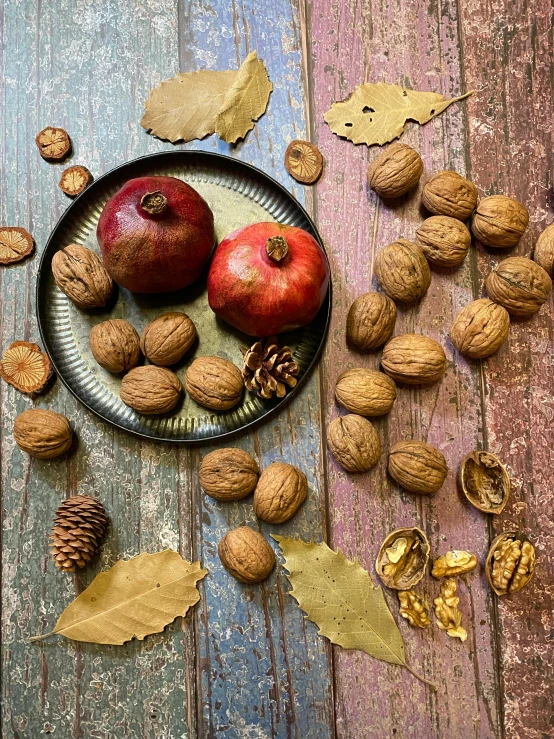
[253,462,308,524]
[459,450,510,514]
[367,143,423,199]
[185,356,243,411]
[14,408,72,459]
[388,440,448,494]
[346,292,396,352]
[120,365,182,414]
[472,195,529,248]
[59,166,93,197]
[398,590,430,628]
[415,216,471,267]
[485,256,552,317]
[434,578,467,641]
[486,531,535,596]
[140,312,196,366]
[376,527,430,590]
[327,414,381,473]
[450,298,510,359]
[432,551,478,578]
[335,368,396,417]
[534,223,554,277]
[35,126,71,160]
[375,240,431,304]
[421,171,478,221]
[284,140,323,184]
[199,448,259,501]
[51,244,113,309]
[218,526,275,583]
[0,342,52,394]
[0,227,34,265]
[90,319,141,374]
[381,334,447,385]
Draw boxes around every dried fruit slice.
[35,127,71,160]
[0,227,34,265]
[284,140,323,184]
[59,166,93,197]
[0,341,52,394]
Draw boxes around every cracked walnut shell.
[375,240,431,304]
[200,448,259,501]
[422,171,478,221]
[218,526,275,583]
[460,450,510,514]
[472,195,529,248]
[284,140,323,184]
[140,312,196,366]
[415,216,471,267]
[398,590,430,628]
[253,462,308,524]
[52,244,113,309]
[35,126,71,160]
[486,531,536,596]
[327,414,381,473]
[0,227,34,265]
[185,356,243,411]
[450,298,510,359]
[376,527,430,590]
[367,143,423,199]
[90,319,141,374]
[434,578,467,641]
[485,257,552,317]
[534,223,554,277]
[388,440,448,494]
[14,408,72,459]
[120,365,182,414]
[0,342,52,394]
[335,368,396,417]
[432,551,478,578]
[346,291,396,352]
[381,334,446,385]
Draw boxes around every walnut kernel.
[434,578,467,641]
[486,532,536,596]
[432,551,478,578]
[398,590,430,628]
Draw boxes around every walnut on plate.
[185,356,243,411]
[51,244,113,309]
[120,365,182,415]
[90,319,141,374]
[140,312,196,366]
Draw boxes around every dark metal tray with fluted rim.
[36,151,331,443]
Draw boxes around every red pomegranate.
[97,176,214,293]
[207,222,330,336]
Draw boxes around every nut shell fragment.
[0,342,52,394]
[140,312,197,366]
[120,365,182,414]
[14,408,73,459]
[422,171,478,221]
[381,334,447,385]
[398,590,430,628]
[367,143,423,199]
[284,140,323,184]
[434,578,467,641]
[0,227,34,265]
[375,239,431,304]
[218,526,275,583]
[534,223,554,277]
[200,448,259,501]
[51,244,113,309]
[415,216,471,267]
[432,551,478,578]
[59,166,93,197]
[376,527,430,590]
[388,440,448,494]
[460,450,510,514]
[185,356,243,411]
[485,256,552,317]
[35,126,71,161]
[472,195,529,248]
[253,462,308,524]
[90,319,141,374]
[450,298,510,359]
[346,292,397,352]
[335,368,396,417]
[486,531,535,596]
[327,414,381,473]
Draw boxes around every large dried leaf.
[31,550,207,645]
[273,536,436,688]
[324,82,472,146]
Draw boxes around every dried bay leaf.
[324,82,472,146]
[273,536,436,689]
[30,550,208,645]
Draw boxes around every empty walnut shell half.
[0,341,52,394]
[218,526,275,583]
[388,440,448,494]
[486,531,536,596]
[485,256,552,318]
[200,448,259,501]
[140,312,197,366]
[335,368,396,417]
[253,462,308,524]
[346,291,397,352]
[284,140,323,184]
[472,195,529,248]
[376,527,430,590]
[327,414,381,473]
[459,450,510,514]
[375,240,431,304]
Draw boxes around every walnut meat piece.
[398,590,430,628]
[199,448,259,501]
[0,342,52,394]
[460,450,510,514]
[218,526,275,583]
[381,334,447,385]
[434,578,467,641]
[185,356,243,410]
[472,195,529,248]
[534,223,554,277]
[51,244,113,309]
[367,143,423,199]
[376,527,430,590]
[389,440,448,494]
[140,312,196,366]
[35,126,71,160]
[120,365,182,415]
[432,551,478,578]
[335,368,396,417]
[486,531,536,596]
[485,257,552,317]
[253,462,308,524]
[422,171,478,221]
[375,240,431,304]
[89,319,141,373]
[450,298,510,359]
[327,414,381,473]
[346,292,397,352]
[415,216,471,267]
[0,227,34,265]
[14,408,72,459]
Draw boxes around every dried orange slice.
[0,342,52,394]
[35,127,71,161]
[0,227,34,265]
[284,140,323,184]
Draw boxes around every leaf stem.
[29,631,56,643]
[403,661,438,690]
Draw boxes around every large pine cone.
[241,337,299,399]
[50,495,108,572]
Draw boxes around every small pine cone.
[241,337,299,399]
[49,495,108,572]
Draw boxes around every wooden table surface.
[1,1,553,737]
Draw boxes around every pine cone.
[49,495,108,572]
[241,337,299,399]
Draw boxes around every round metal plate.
[36,151,331,443]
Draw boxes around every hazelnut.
[485,256,552,317]
[120,365,182,414]
[89,319,141,373]
[375,527,430,590]
[450,298,510,359]
[14,408,72,459]
[218,526,275,583]
[51,244,113,309]
[367,143,423,199]
[534,223,554,276]
[388,440,448,494]
[327,414,381,473]
[253,462,308,524]
[375,239,431,303]
[185,356,243,411]
[421,171,478,221]
[472,195,529,248]
[346,292,396,351]
[381,334,446,385]
[335,368,396,417]
[415,215,471,267]
[486,531,535,596]
[199,448,259,501]
[459,450,510,514]
[140,312,196,366]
